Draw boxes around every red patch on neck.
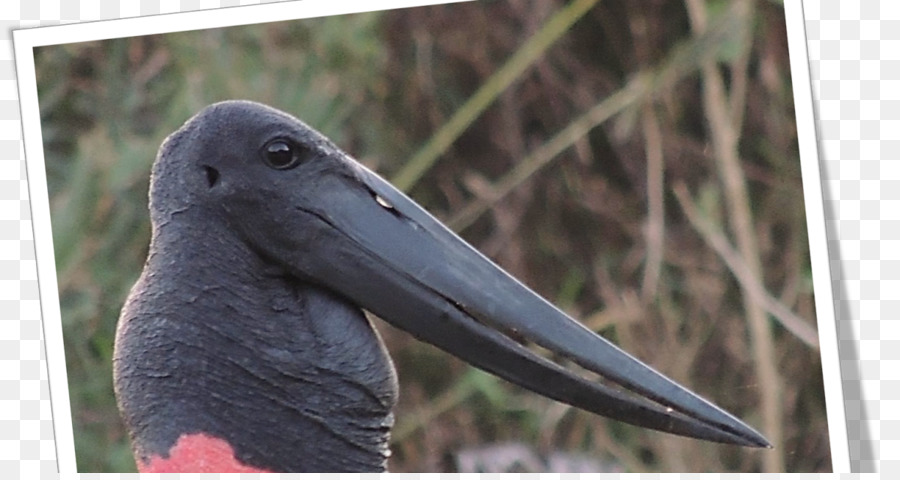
[139,432,272,473]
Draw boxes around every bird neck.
[114,218,399,472]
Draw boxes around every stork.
[113,100,769,473]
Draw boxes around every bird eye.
[262,139,305,169]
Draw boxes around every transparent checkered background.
[0,0,896,476]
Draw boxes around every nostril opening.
[203,166,220,188]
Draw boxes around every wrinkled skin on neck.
[114,106,398,472]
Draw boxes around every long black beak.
[263,150,770,449]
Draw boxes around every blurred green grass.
[36,0,830,472]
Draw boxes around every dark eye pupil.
[264,140,297,169]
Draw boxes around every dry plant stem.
[641,103,665,302]
[728,0,754,134]
[446,11,742,232]
[672,184,819,348]
[684,0,782,471]
[391,0,602,192]
[448,80,644,231]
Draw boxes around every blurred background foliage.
[35,0,830,473]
